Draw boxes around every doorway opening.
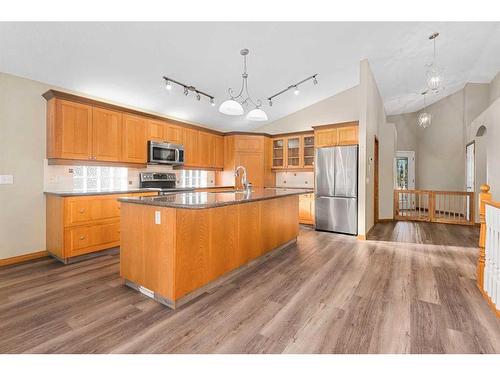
[394,151,415,211]
[374,137,379,223]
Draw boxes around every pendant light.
[417,91,432,129]
[219,49,268,121]
[426,32,444,93]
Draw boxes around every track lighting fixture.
[162,76,215,106]
[268,74,318,104]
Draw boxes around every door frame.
[465,140,475,192]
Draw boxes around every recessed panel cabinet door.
[122,114,147,163]
[182,128,199,167]
[92,107,122,161]
[147,119,166,142]
[165,123,183,144]
[198,131,215,168]
[215,135,224,169]
[56,99,93,160]
[235,152,264,188]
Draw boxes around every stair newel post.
[478,184,491,292]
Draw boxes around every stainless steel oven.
[148,141,184,165]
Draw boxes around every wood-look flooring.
[1,221,498,354]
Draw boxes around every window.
[72,166,128,190]
[179,170,208,188]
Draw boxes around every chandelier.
[417,91,432,129]
[219,48,268,121]
[426,32,444,93]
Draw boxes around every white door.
[394,151,416,210]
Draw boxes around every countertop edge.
[118,189,314,210]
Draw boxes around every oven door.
[148,142,177,164]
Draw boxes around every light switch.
[155,211,161,224]
[0,175,14,184]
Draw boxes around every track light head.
[268,99,273,107]
[196,92,201,101]
[313,76,318,85]
[183,87,189,96]
[165,80,172,90]
[210,98,215,106]
[293,86,300,95]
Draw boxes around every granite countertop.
[118,187,314,209]
[43,188,164,197]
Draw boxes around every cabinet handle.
[79,235,86,240]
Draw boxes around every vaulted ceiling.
[1,22,499,131]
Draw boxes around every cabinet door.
[286,137,301,168]
[272,138,285,168]
[55,99,93,160]
[92,107,122,162]
[214,135,224,169]
[122,114,147,163]
[234,135,264,152]
[235,152,264,188]
[338,126,358,145]
[182,128,199,167]
[198,131,215,168]
[302,135,315,168]
[165,123,183,144]
[147,119,166,141]
[298,193,314,224]
[315,128,338,148]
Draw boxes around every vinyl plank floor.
[1,222,498,354]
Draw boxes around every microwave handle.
[175,148,179,162]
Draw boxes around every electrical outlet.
[0,175,14,184]
[155,211,161,224]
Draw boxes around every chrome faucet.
[235,166,251,192]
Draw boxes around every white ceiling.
[1,22,499,131]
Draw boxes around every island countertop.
[118,187,313,209]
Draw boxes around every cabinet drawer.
[64,221,121,257]
[64,195,128,227]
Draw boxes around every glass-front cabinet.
[272,138,285,168]
[302,135,315,168]
[271,133,315,170]
[286,137,300,167]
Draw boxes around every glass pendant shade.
[246,108,268,121]
[426,64,443,92]
[417,112,432,129]
[219,99,244,116]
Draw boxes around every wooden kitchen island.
[118,188,311,308]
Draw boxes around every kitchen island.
[118,188,312,308]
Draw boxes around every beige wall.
[358,59,386,235]
[378,122,397,220]
[489,71,500,105]
[0,73,50,259]
[393,83,490,191]
[255,85,359,134]
[387,112,418,152]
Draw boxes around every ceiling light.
[196,92,201,101]
[162,76,215,104]
[219,99,244,116]
[210,98,215,106]
[165,80,172,90]
[219,48,268,121]
[417,91,431,129]
[246,108,268,121]
[313,76,318,85]
[294,86,300,95]
[268,73,318,104]
[183,87,189,96]
[268,99,273,107]
[426,32,444,93]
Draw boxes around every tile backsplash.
[43,160,216,191]
[275,171,314,188]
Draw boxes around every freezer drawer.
[315,196,357,235]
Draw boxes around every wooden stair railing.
[393,189,474,225]
[477,184,500,318]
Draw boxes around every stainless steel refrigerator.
[315,145,358,235]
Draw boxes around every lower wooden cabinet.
[299,193,315,225]
[46,192,157,262]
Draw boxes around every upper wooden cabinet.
[198,131,215,168]
[215,135,224,169]
[271,133,314,170]
[182,128,199,167]
[122,114,147,163]
[314,122,358,148]
[234,135,264,152]
[147,119,166,142]
[165,123,183,144]
[92,107,122,162]
[47,99,93,160]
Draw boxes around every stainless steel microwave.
[148,141,184,165]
